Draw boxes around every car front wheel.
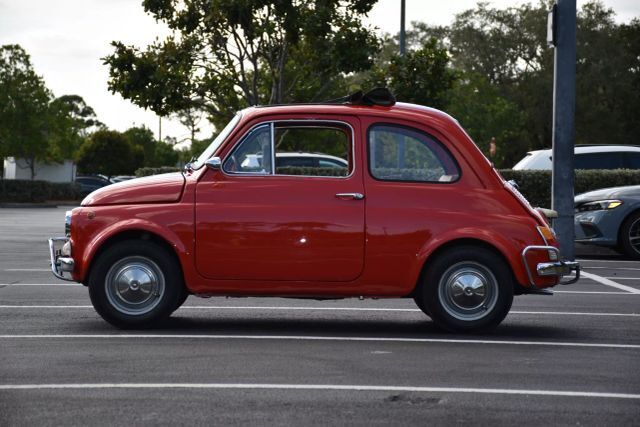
[619,211,640,260]
[88,240,184,329]
[419,246,514,332]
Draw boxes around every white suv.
[513,145,640,170]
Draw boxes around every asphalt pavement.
[0,207,639,426]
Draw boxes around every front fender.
[72,209,190,283]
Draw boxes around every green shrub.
[499,169,640,208]
[0,180,82,203]
[135,166,181,177]
[49,182,82,201]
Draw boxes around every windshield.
[192,112,242,170]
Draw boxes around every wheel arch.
[411,238,518,297]
[82,229,186,290]
[617,206,640,252]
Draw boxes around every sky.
[1,0,638,148]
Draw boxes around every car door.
[194,115,365,282]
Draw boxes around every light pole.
[400,0,406,56]
[549,0,577,260]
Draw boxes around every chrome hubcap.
[438,262,498,321]
[105,256,165,316]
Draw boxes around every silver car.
[575,185,640,259]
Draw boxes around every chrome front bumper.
[522,245,580,287]
[48,237,75,282]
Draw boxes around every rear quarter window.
[367,124,460,183]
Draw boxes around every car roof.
[241,102,457,126]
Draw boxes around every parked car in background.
[575,185,640,259]
[110,175,137,184]
[240,152,349,173]
[513,145,640,170]
[49,89,579,332]
[75,175,111,196]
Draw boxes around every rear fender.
[413,228,529,289]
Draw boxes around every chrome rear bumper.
[537,260,580,285]
[48,237,75,282]
[522,245,580,287]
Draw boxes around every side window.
[368,124,460,182]
[625,153,640,169]
[274,125,351,177]
[224,122,351,177]
[575,152,625,169]
[223,124,272,174]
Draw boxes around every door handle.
[335,193,365,200]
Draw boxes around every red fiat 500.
[48,91,579,331]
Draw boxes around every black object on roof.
[325,88,396,107]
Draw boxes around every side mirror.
[205,157,222,170]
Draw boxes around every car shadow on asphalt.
[125,315,567,341]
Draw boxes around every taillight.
[537,226,559,260]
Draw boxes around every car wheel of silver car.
[88,240,185,329]
[619,212,640,260]
[420,246,513,332]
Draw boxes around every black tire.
[171,288,189,314]
[619,211,640,260]
[413,295,431,316]
[419,246,514,333]
[88,240,184,329]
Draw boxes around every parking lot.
[1,207,639,425]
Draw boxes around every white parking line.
[554,290,634,295]
[604,277,640,281]
[0,305,638,318]
[0,383,638,399]
[578,259,639,264]
[0,334,638,349]
[0,283,81,286]
[580,271,640,294]
[585,266,640,272]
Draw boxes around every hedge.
[0,179,82,203]
[499,169,640,208]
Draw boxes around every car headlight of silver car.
[575,199,622,213]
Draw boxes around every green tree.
[0,44,51,179]
[363,38,457,109]
[48,95,102,163]
[77,130,142,178]
[124,126,156,166]
[152,141,179,167]
[408,1,640,166]
[447,73,525,167]
[104,0,380,129]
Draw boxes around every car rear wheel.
[419,246,513,332]
[619,211,640,260]
[88,240,184,329]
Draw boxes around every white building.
[3,157,76,182]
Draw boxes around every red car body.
[49,101,578,330]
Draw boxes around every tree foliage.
[0,45,51,178]
[76,130,143,178]
[0,45,101,178]
[104,0,380,128]
[403,1,640,167]
[363,38,456,109]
